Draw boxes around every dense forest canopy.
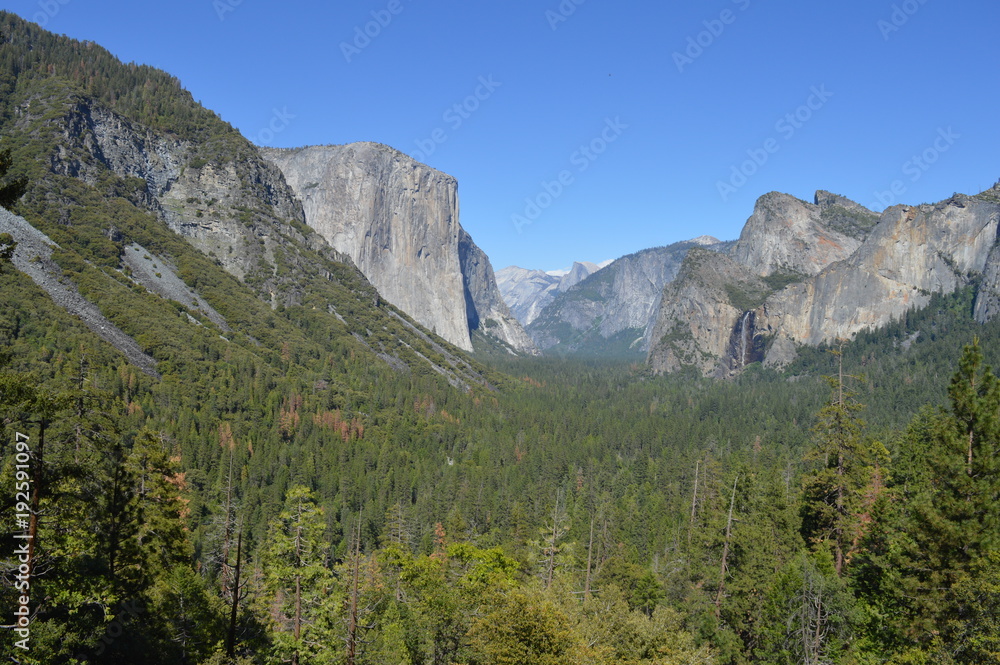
[2,9,1000,665]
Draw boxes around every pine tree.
[800,346,873,575]
[0,232,14,271]
[891,340,1000,651]
[0,147,26,209]
[262,485,333,665]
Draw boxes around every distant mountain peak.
[497,259,608,326]
[689,235,722,246]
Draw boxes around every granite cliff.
[262,144,535,355]
[729,191,871,278]
[648,187,1000,376]
[525,238,728,356]
[42,90,349,305]
[458,228,538,353]
[496,260,604,327]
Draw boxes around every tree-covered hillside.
[3,10,1000,665]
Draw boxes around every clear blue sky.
[7,0,1000,271]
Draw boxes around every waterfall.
[739,311,751,367]
[725,310,758,374]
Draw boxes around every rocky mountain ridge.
[496,260,606,326]
[0,13,512,387]
[261,144,536,355]
[524,238,730,356]
[648,187,1000,376]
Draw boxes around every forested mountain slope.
[2,12,1000,665]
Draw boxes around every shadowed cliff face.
[457,229,539,355]
[648,188,1000,377]
[262,143,535,354]
[524,240,727,357]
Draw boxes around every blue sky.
[6,0,1000,272]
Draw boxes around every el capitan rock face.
[648,188,1000,377]
[262,143,536,354]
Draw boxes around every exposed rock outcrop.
[496,261,605,327]
[122,243,230,331]
[646,249,768,376]
[262,143,534,354]
[758,196,999,355]
[458,229,538,354]
[527,240,729,356]
[729,192,865,278]
[44,93,343,299]
[974,243,1000,324]
[648,188,1000,377]
[495,266,562,326]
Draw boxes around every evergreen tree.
[262,485,334,665]
[0,147,26,209]
[890,340,1000,653]
[0,232,14,270]
[799,348,880,576]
